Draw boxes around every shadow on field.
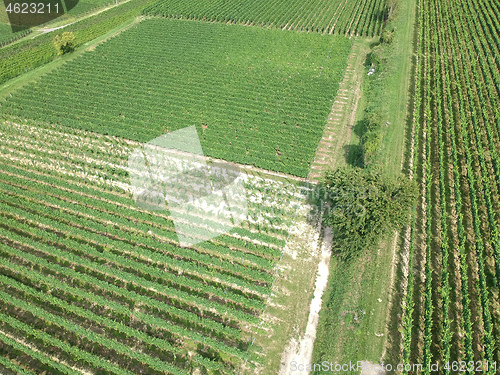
[341,117,368,168]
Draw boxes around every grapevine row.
[141,0,385,36]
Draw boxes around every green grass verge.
[360,0,417,175]
[312,237,398,374]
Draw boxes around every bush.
[366,51,381,67]
[53,32,75,55]
[358,108,384,166]
[361,130,383,165]
[380,29,394,44]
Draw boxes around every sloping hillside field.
[2,18,351,177]
[0,16,351,374]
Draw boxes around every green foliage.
[142,0,386,36]
[366,51,381,67]
[380,28,394,44]
[65,0,126,16]
[321,167,417,259]
[361,129,383,163]
[53,31,75,55]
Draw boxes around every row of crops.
[65,0,128,17]
[0,24,32,48]
[141,0,387,36]
[0,118,309,374]
[401,0,500,372]
[1,18,352,178]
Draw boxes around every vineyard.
[0,0,152,85]
[401,0,500,372]
[141,0,387,37]
[1,18,351,178]
[64,0,130,17]
[0,0,106,50]
[0,5,358,375]
[1,0,127,28]
[7,0,500,373]
[0,23,31,47]
[0,117,313,374]
[0,6,30,47]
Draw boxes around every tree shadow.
[340,117,368,168]
[343,144,363,168]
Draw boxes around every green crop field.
[142,0,387,36]
[400,0,500,372]
[0,117,310,374]
[0,13,32,45]
[1,18,351,177]
[3,0,500,374]
[65,0,127,16]
[0,0,129,48]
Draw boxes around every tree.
[319,167,417,259]
[53,32,75,55]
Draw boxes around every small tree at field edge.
[53,32,75,55]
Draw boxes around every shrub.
[53,32,75,55]
[380,29,394,44]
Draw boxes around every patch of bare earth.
[279,227,333,375]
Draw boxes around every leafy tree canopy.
[53,32,75,55]
[320,166,417,259]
